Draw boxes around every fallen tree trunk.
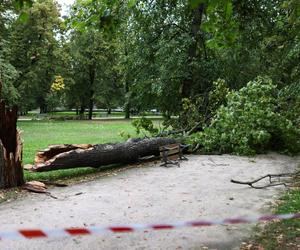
[0,83,24,187]
[28,137,177,172]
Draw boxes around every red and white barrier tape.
[1,213,299,240]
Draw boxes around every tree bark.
[88,89,94,120]
[0,97,24,188]
[88,64,95,120]
[28,137,177,172]
[79,105,85,115]
[124,43,131,119]
[181,3,205,98]
[39,96,48,114]
[124,79,131,119]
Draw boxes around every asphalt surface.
[0,153,299,250]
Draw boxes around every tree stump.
[0,83,24,188]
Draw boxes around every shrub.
[278,82,300,127]
[275,82,300,153]
[132,115,159,136]
[166,78,229,131]
[189,77,300,155]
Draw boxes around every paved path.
[0,153,299,250]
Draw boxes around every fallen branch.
[231,171,300,189]
[156,129,185,137]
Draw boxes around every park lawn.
[25,111,125,119]
[25,111,161,119]
[18,120,137,181]
[255,188,300,250]
[243,171,300,250]
[48,111,125,117]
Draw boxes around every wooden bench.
[159,143,188,167]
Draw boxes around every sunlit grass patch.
[18,120,137,181]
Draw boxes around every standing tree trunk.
[124,83,131,119]
[124,43,131,119]
[88,64,95,120]
[0,82,24,188]
[79,105,85,115]
[88,89,94,120]
[39,102,48,114]
[181,3,205,98]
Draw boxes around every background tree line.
[0,0,299,153]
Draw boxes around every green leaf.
[225,2,233,20]
[13,0,33,10]
[189,0,206,9]
[127,0,137,8]
[18,12,29,22]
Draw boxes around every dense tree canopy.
[0,0,299,126]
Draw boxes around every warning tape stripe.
[0,213,299,240]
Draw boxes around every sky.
[57,0,75,16]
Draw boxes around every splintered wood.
[35,144,93,164]
[0,93,24,188]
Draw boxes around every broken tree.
[0,81,24,188]
[28,137,177,172]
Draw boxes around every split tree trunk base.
[0,100,24,188]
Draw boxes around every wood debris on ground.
[22,181,67,199]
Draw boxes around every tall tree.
[68,28,122,119]
[9,0,61,113]
[0,1,19,105]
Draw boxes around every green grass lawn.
[48,111,126,117]
[254,188,300,250]
[244,172,300,250]
[24,110,161,119]
[18,120,137,181]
